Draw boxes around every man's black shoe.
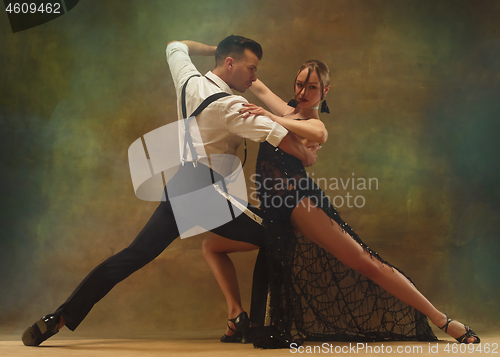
[22,313,60,346]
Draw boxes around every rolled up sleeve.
[225,98,288,147]
[166,42,201,92]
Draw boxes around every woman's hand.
[240,103,274,120]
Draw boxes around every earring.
[287,99,297,108]
[321,100,330,113]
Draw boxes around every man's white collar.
[205,71,233,95]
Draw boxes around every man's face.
[229,48,259,93]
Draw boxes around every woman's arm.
[241,104,328,144]
[250,79,292,116]
[271,116,328,144]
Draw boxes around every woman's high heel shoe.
[438,314,480,344]
[220,311,250,343]
[220,325,243,343]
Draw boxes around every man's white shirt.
[166,41,288,177]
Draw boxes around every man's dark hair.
[215,35,263,66]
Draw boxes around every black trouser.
[55,164,268,331]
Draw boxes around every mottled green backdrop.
[1,0,499,337]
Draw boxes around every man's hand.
[305,144,322,167]
[278,133,318,167]
[240,103,273,120]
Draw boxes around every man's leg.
[57,199,180,330]
[23,199,180,346]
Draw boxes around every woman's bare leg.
[291,198,477,343]
[202,233,258,336]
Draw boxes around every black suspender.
[180,75,237,220]
[180,75,247,168]
[181,74,199,119]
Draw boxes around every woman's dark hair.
[294,60,330,100]
[215,35,263,66]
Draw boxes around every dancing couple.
[22,35,479,348]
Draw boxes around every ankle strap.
[226,323,237,333]
[438,315,454,333]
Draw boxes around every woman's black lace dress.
[255,141,437,343]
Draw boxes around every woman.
[202,60,479,345]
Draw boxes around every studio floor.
[1,329,499,357]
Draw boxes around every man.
[22,35,316,346]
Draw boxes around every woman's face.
[294,68,323,109]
